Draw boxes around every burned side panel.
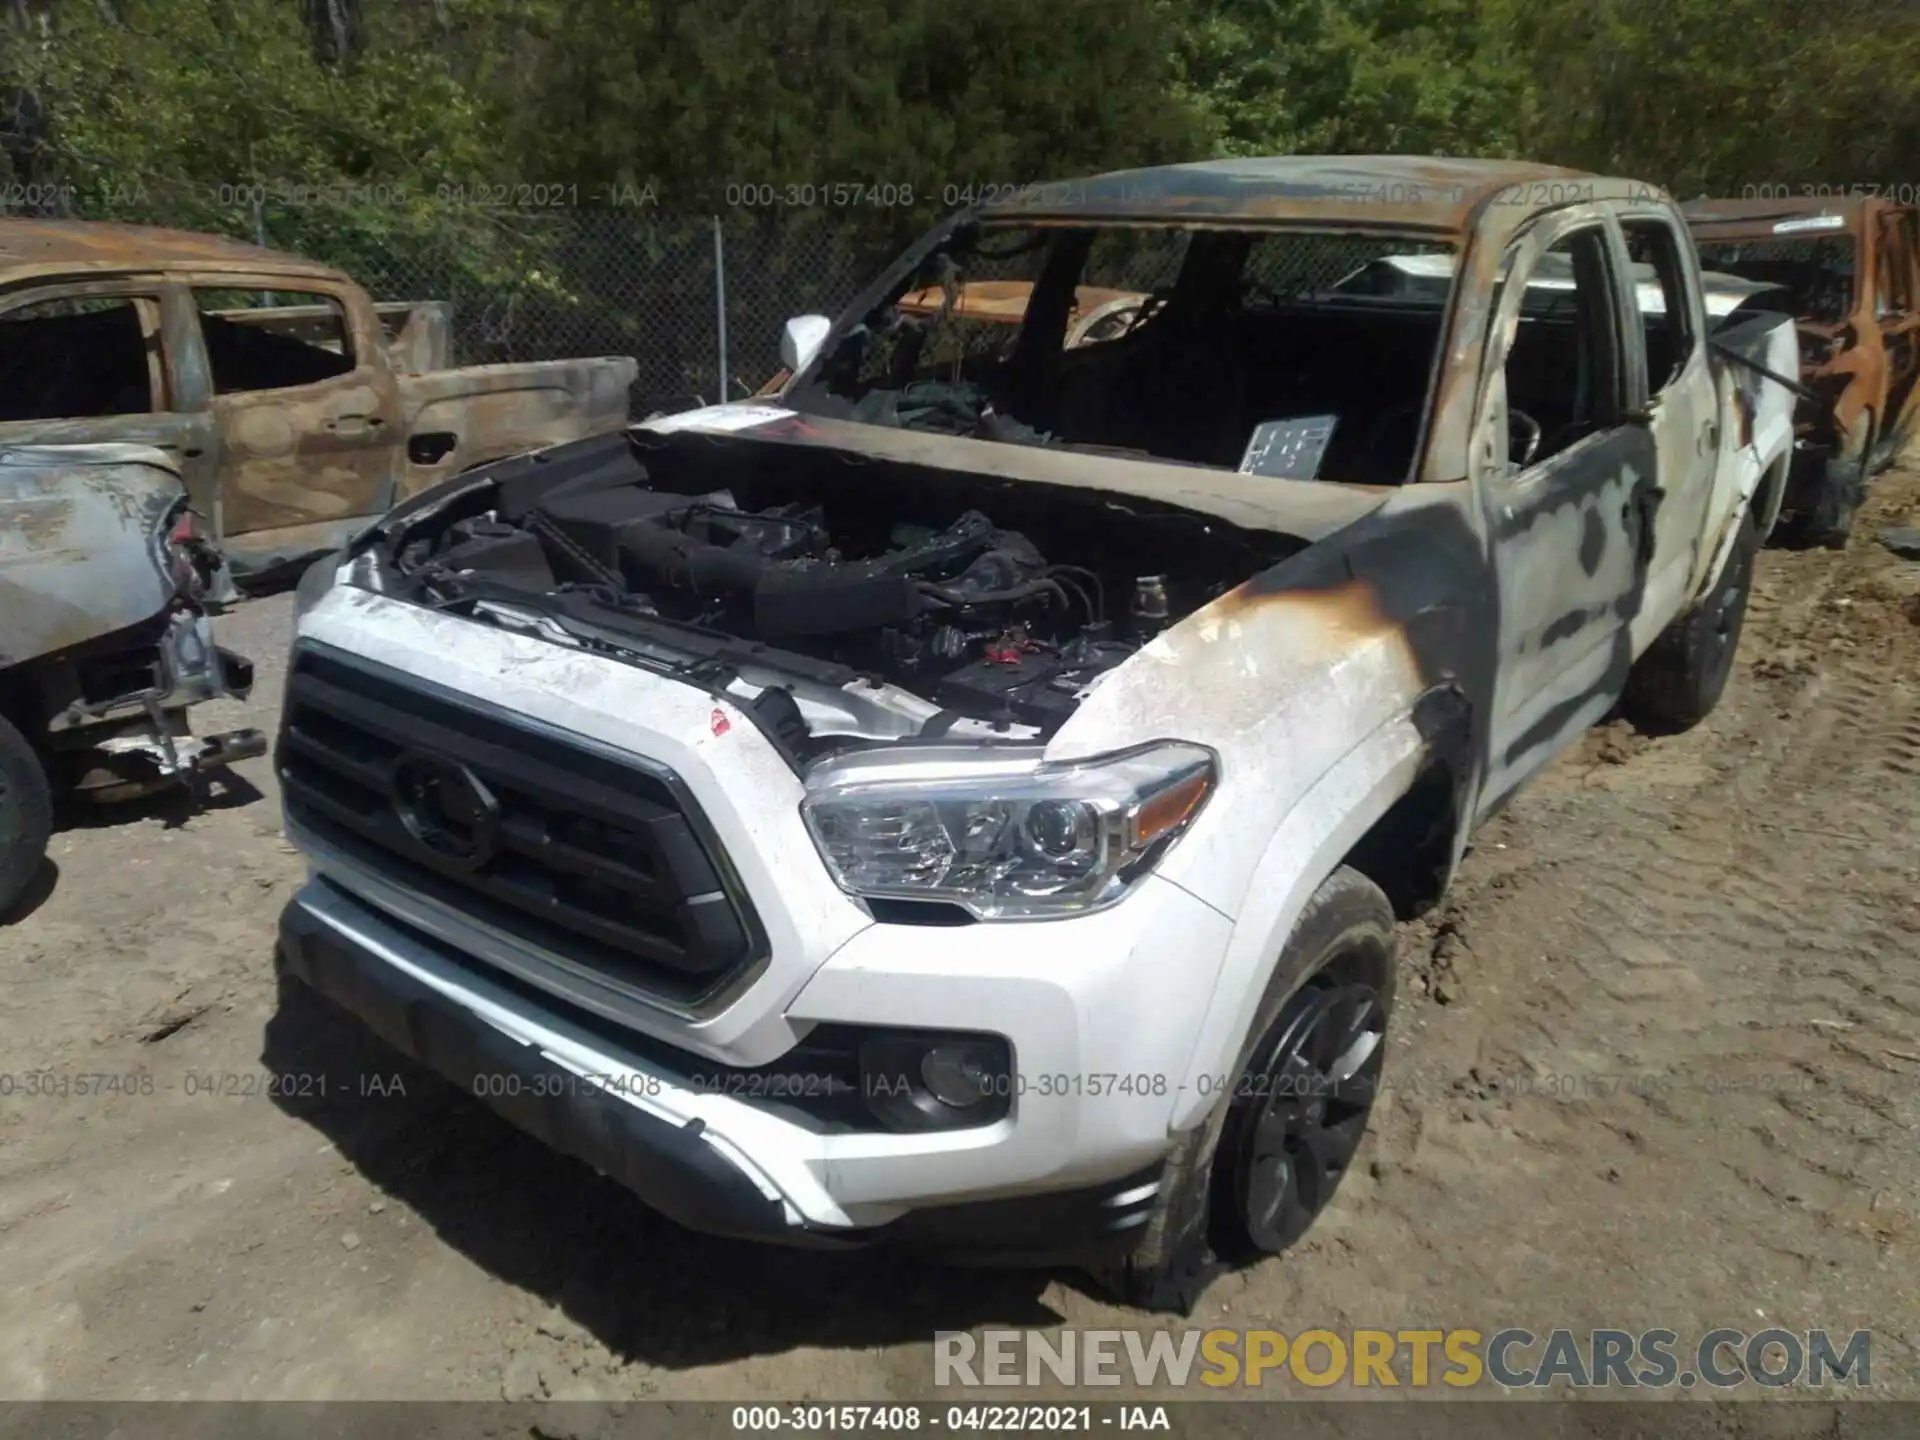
[0,445,177,666]
[396,357,641,499]
[1051,482,1494,920]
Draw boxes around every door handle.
[326,414,385,436]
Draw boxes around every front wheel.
[1093,867,1396,1313]
[1622,508,1758,734]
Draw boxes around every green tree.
[1169,0,1531,160]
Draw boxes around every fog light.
[858,1031,1012,1133]
[920,1042,1003,1108]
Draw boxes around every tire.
[0,710,53,918]
[1093,866,1397,1313]
[1784,416,1870,549]
[1621,508,1758,734]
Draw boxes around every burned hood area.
[364,428,1302,747]
[357,216,1475,755]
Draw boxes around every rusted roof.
[0,218,345,283]
[975,155,1633,233]
[1682,194,1877,233]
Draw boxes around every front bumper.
[278,878,1168,1262]
[283,585,1240,1248]
[52,610,266,799]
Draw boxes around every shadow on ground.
[0,857,58,925]
[57,767,264,833]
[261,973,1069,1369]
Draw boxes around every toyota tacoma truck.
[1685,194,1920,545]
[275,158,1798,1311]
[1,443,264,913]
[0,218,639,579]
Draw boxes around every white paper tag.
[636,403,795,434]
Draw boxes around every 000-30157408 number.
[729,1405,1106,1431]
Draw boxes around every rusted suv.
[1684,196,1920,544]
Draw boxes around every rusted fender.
[396,356,639,498]
[0,444,178,667]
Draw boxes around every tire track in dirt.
[1351,464,1920,1378]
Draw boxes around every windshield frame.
[782,211,1467,485]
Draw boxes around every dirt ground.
[4,463,1920,1407]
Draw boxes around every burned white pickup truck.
[276,158,1797,1311]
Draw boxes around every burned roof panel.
[0,219,346,284]
[974,155,1622,233]
[1681,194,1881,234]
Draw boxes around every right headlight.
[800,740,1216,920]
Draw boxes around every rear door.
[186,277,404,547]
[1473,206,1661,817]
[1874,207,1920,450]
[0,277,218,502]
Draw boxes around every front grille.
[277,645,763,1006]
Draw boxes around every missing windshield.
[790,223,1458,485]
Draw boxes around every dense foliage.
[2,0,1915,376]
[10,0,1919,220]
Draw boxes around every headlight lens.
[800,741,1215,919]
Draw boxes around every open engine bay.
[366,429,1298,761]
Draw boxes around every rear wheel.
[1093,867,1396,1313]
[1622,508,1757,734]
[0,711,53,918]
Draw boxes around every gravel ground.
[3,464,1919,1407]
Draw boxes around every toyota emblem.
[391,752,500,870]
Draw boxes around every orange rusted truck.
[0,220,638,576]
[751,280,1148,395]
[1684,195,1920,544]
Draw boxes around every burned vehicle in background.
[1684,195,1920,544]
[279,159,1797,1312]
[0,444,263,914]
[750,279,1148,396]
[0,220,639,578]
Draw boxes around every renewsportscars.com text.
[934,1326,1871,1390]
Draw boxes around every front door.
[1474,210,1661,818]
[187,280,403,551]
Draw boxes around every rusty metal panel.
[1683,193,1909,474]
[0,218,345,288]
[976,157,1650,238]
[396,355,640,499]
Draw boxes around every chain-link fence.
[38,180,894,416]
[283,211,886,417]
